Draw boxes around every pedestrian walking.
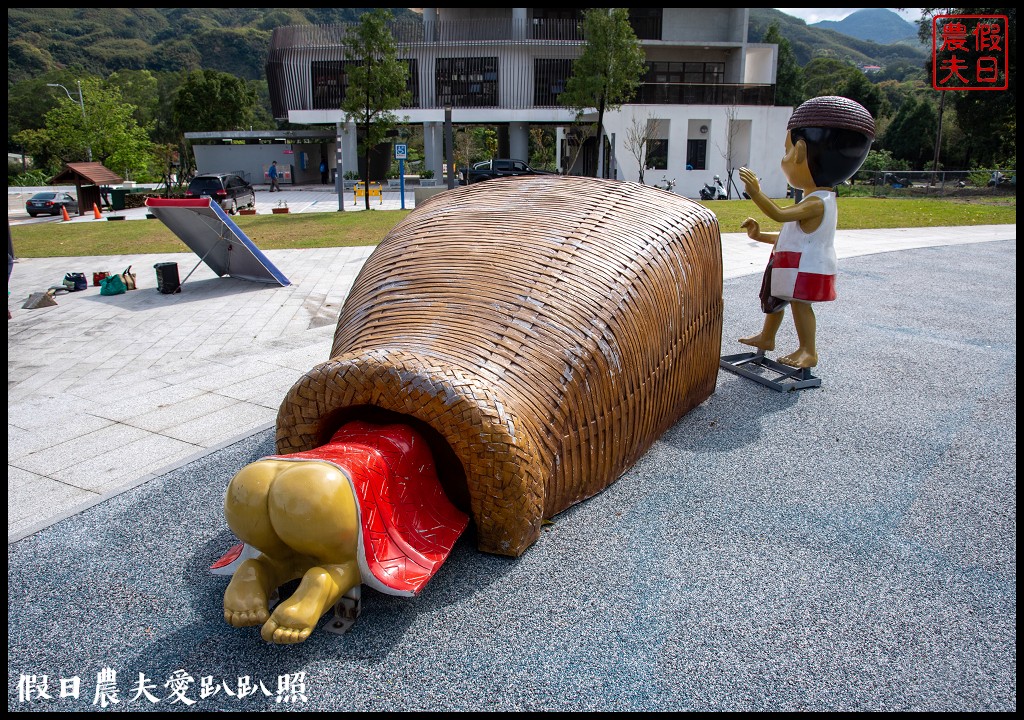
[268,161,281,192]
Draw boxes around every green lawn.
[710,196,1016,234]
[10,195,1015,258]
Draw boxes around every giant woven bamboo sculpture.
[276,175,723,557]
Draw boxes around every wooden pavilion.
[49,163,123,216]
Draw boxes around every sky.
[774,8,923,24]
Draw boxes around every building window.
[646,139,668,170]
[312,61,347,110]
[402,59,420,108]
[312,59,419,109]
[533,7,583,21]
[436,57,498,108]
[534,59,573,106]
[686,139,707,170]
[639,61,726,104]
[532,8,585,39]
[645,61,724,85]
[628,8,662,40]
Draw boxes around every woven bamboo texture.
[276,175,723,556]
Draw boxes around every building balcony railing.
[268,16,757,53]
[634,83,775,106]
[422,18,585,43]
[268,19,586,50]
[285,75,777,115]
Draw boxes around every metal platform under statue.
[719,351,821,392]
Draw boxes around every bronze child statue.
[737,95,875,368]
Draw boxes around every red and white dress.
[770,190,838,303]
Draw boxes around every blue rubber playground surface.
[7,238,1016,711]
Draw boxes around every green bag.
[99,273,127,296]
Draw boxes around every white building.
[266,7,793,198]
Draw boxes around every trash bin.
[111,188,129,211]
[154,262,181,294]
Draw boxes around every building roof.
[50,162,124,186]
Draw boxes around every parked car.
[184,173,256,214]
[25,191,78,217]
[461,159,556,185]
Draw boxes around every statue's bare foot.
[739,333,775,352]
[224,559,272,627]
[778,348,817,368]
[261,565,351,644]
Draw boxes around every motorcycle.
[654,176,677,192]
[988,171,1014,188]
[699,175,727,201]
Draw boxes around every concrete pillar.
[556,127,564,174]
[512,7,527,40]
[423,7,438,42]
[423,121,443,180]
[335,121,356,211]
[445,107,455,189]
[339,122,358,181]
[509,122,529,162]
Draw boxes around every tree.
[246,79,277,130]
[562,122,596,176]
[109,69,160,134]
[529,127,557,172]
[171,69,258,134]
[801,57,861,98]
[14,77,152,178]
[453,127,497,175]
[341,9,411,209]
[8,73,80,148]
[712,106,747,198]
[172,69,259,181]
[763,21,804,107]
[838,68,887,121]
[883,95,936,169]
[855,148,910,184]
[623,111,663,184]
[151,143,182,195]
[559,8,646,178]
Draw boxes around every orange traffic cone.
[61,205,71,222]
[93,203,102,219]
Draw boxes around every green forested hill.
[7,8,422,86]
[811,8,918,44]
[748,8,927,67]
[9,7,928,87]
[8,7,929,86]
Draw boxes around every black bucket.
[154,262,181,294]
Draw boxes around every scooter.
[654,176,677,192]
[988,171,1013,187]
[699,175,727,201]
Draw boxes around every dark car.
[184,173,256,214]
[26,191,78,217]
[461,159,556,185]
